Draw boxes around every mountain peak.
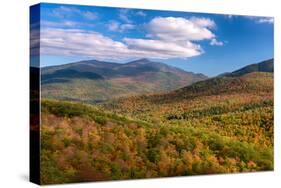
[135,58,150,62]
[126,58,156,65]
[42,58,207,102]
[228,58,273,77]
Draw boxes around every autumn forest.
[40,59,274,184]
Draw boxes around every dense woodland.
[40,71,273,184]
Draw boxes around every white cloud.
[48,6,98,20]
[83,11,98,20]
[118,9,132,23]
[210,38,224,46]
[39,16,222,61]
[245,16,274,24]
[120,24,135,31]
[124,38,202,58]
[146,17,215,42]
[30,27,40,56]
[190,17,216,28]
[107,21,120,31]
[107,21,135,32]
[257,17,274,24]
[39,28,202,61]
[41,20,95,28]
[40,28,127,60]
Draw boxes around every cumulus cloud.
[40,28,127,60]
[39,28,202,61]
[39,16,221,61]
[124,38,202,58]
[190,17,216,28]
[210,38,224,46]
[146,17,215,41]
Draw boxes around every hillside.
[224,58,273,77]
[41,58,207,103]
[102,71,273,146]
[41,99,273,184]
[103,72,273,116]
[103,59,274,113]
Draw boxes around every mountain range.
[103,59,274,124]
[41,58,273,103]
[41,58,207,103]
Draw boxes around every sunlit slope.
[41,58,207,103]
[104,72,273,118]
[41,99,273,184]
[103,72,273,146]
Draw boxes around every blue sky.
[35,3,274,76]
